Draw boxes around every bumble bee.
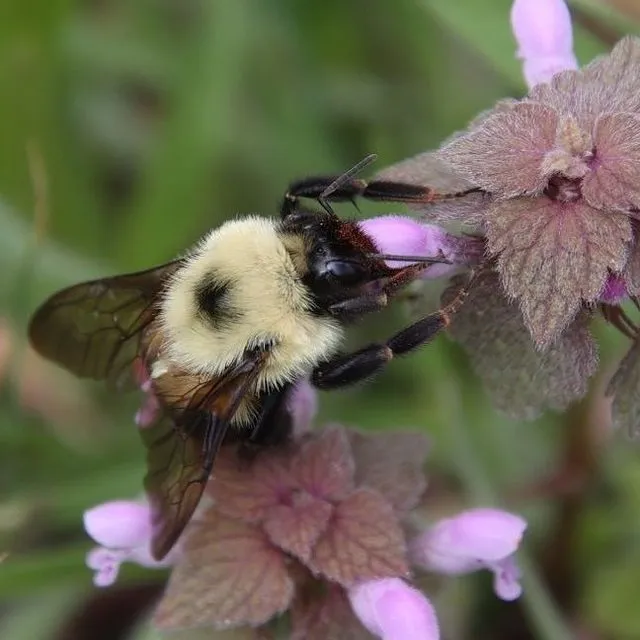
[28,155,474,560]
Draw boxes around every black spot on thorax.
[194,277,242,327]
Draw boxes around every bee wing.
[28,260,183,390]
[142,349,268,560]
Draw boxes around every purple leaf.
[349,430,429,515]
[439,102,558,198]
[290,426,355,502]
[486,197,630,347]
[582,113,640,213]
[263,492,333,563]
[445,272,598,419]
[208,447,296,525]
[608,339,640,438]
[309,488,409,587]
[290,585,375,640]
[155,511,294,630]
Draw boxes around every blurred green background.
[2,0,640,638]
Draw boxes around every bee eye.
[326,260,366,285]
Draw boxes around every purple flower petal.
[490,557,523,601]
[83,500,152,549]
[511,0,577,88]
[360,215,481,277]
[348,578,440,640]
[600,274,627,304]
[359,216,454,275]
[86,547,124,587]
[286,379,318,436]
[411,508,526,575]
[135,391,160,428]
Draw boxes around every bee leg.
[312,278,474,389]
[281,177,480,219]
[327,293,388,320]
[311,311,448,389]
[248,385,294,446]
[237,386,295,465]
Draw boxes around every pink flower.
[132,359,161,428]
[410,508,527,601]
[511,0,578,88]
[132,424,528,636]
[83,429,527,635]
[153,426,429,633]
[348,578,440,640]
[84,500,177,587]
[378,15,640,424]
[286,379,318,436]
[359,215,481,278]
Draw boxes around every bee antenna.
[319,153,378,214]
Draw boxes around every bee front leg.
[312,274,476,389]
[311,311,448,390]
[327,293,388,320]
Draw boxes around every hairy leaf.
[439,102,558,198]
[207,447,295,525]
[624,229,640,295]
[486,198,630,347]
[290,426,355,501]
[349,430,429,515]
[445,272,598,420]
[155,512,294,630]
[290,585,374,640]
[582,113,640,213]
[264,492,333,563]
[309,488,408,587]
[608,339,640,438]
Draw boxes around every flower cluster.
[368,0,640,430]
[85,419,526,639]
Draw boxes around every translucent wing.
[28,261,183,390]
[142,349,268,560]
